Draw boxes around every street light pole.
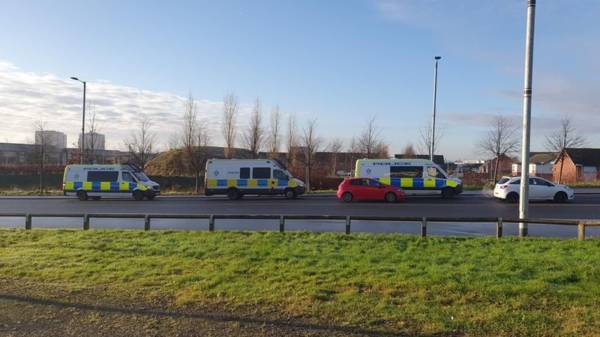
[518,0,536,237]
[430,56,441,161]
[71,77,86,164]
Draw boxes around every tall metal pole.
[519,0,536,237]
[81,81,86,164]
[430,56,441,161]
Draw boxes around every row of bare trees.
[476,115,585,183]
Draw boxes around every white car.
[493,176,574,203]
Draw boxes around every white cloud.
[0,60,253,150]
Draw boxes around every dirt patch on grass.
[0,279,400,337]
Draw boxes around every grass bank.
[0,229,599,336]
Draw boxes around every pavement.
[1,193,599,238]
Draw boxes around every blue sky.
[1,0,599,160]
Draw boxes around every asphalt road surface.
[1,193,599,238]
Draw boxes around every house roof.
[563,148,600,167]
[529,152,556,165]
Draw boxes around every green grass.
[1,229,599,336]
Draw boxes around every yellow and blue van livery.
[205,159,305,200]
[63,164,160,201]
[355,159,462,198]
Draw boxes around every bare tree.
[299,119,322,191]
[181,94,211,193]
[33,121,50,194]
[222,93,238,158]
[418,122,443,156]
[126,115,156,168]
[267,105,282,156]
[403,144,417,158]
[85,104,101,164]
[243,98,264,158]
[545,117,586,183]
[327,138,344,177]
[286,113,298,167]
[353,116,388,159]
[478,115,520,182]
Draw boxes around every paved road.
[1,194,599,237]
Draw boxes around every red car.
[337,178,406,203]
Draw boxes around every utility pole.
[71,77,86,164]
[519,0,536,237]
[430,56,441,161]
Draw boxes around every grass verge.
[0,229,599,336]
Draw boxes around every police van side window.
[122,172,136,182]
[240,167,250,179]
[252,167,271,179]
[390,166,423,178]
[87,171,119,181]
[427,167,447,179]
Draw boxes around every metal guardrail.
[0,213,599,240]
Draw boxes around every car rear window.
[497,178,510,184]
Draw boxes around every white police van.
[205,159,305,200]
[355,159,463,198]
[63,163,160,201]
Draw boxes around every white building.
[511,152,555,177]
[35,130,67,149]
[78,132,105,150]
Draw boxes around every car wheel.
[553,191,568,203]
[227,188,240,201]
[385,192,397,203]
[76,190,88,201]
[342,192,353,203]
[146,194,156,201]
[133,190,145,201]
[284,188,296,199]
[441,187,455,199]
[506,192,519,203]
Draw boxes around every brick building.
[553,148,600,183]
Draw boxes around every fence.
[0,213,599,240]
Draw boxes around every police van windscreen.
[133,172,150,182]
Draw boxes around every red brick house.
[480,154,515,181]
[553,148,600,183]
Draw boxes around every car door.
[533,178,554,199]
[528,178,543,200]
[367,179,385,200]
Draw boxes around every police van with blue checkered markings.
[63,164,160,201]
[205,159,305,200]
[355,159,462,198]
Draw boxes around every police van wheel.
[385,192,397,203]
[133,190,145,201]
[284,188,296,199]
[441,188,455,199]
[342,192,353,203]
[146,194,156,201]
[227,188,240,201]
[77,190,88,201]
